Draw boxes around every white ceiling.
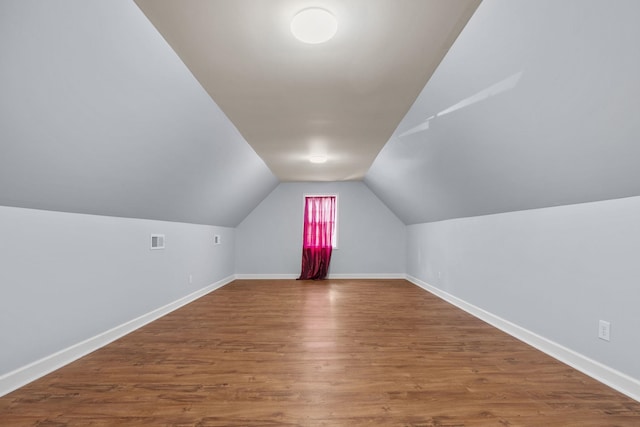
[134,0,481,181]
[5,0,638,227]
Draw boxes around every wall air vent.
[150,234,165,250]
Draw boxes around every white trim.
[235,274,298,280]
[303,194,338,249]
[329,273,406,279]
[0,275,235,398]
[234,273,406,280]
[406,275,640,403]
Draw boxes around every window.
[303,195,337,249]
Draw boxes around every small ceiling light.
[291,8,337,44]
[310,155,328,164]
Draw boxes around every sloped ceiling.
[133,0,481,182]
[4,0,639,228]
[0,0,278,226]
[366,0,640,224]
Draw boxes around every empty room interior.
[2,0,640,425]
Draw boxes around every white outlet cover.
[598,320,611,341]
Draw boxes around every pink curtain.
[298,196,336,280]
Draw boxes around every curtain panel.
[298,196,335,280]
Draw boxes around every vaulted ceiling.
[134,0,481,181]
[2,0,640,227]
[366,0,640,223]
[0,0,278,226]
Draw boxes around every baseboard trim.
[0,275,235,398]
[234,273,406,280]
[329,273,406,279]
[235,274,299,280]
[406,275,640,403]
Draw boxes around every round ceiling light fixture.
[291,8,337,44]
[309,155,328,164]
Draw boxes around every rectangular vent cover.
[150,234,165,249]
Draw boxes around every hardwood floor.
[1,279,639,426]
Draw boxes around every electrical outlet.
[189,274,193,284]
[598,320,610,341]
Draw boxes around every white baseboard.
[329,273,406,279]
[234,273,406,280]
[406,275,640,403]
[0,275,235,398]
[234,274,299,280]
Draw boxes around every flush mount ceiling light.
[291,8,337,44]
[310,155,328,164]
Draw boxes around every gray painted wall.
[366,0,640,224]
[0,205,235,375]
[0,0,278,227]
[407,196,640,380]
[236,182,406,277]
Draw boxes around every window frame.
[303,194,339,249]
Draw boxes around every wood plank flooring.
[1,279,639,426]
